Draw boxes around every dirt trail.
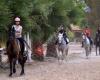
[0,42,100,80]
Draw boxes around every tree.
[0,0,12,46]
[0,0,86,47]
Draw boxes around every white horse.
[56,33,69,62]
[83,35,91,59]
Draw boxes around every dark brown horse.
[95,32,100,56]
[7,27,27,77]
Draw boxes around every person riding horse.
[6,17,27,76]
[83,26,93,45]
[83,26,91,37]
[55,25,69,45]
[7,17,25,53]
[95,26,100,55]
[55,26,69,62]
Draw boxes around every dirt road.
[0,42,100,80]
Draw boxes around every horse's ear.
[12,27,15,32]
[11,27,16,37]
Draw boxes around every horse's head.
[8,27,16,43]
[57,33,63,44]
[7,27,20,57]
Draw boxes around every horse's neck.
[7,39,17,54]
[85,37,90,44]
[61,38,66,45]
[12,39,20,50]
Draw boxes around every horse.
[82,35,92,59]
[55,32,69,62]
[94,32,100,56]
[6,27,27,77]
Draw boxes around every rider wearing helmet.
[83,26,92,45]
[7,17,25,53]
[83,26,91,37]
[58,25,69,44]
[13,17,22,38]
[13,17,25,53]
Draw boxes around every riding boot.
[82,41,83,47]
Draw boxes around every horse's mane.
[7,27,19,55]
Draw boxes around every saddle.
[55,35,69,45]
[16,39,27,61]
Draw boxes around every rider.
[83,26,92,45]
[7,17,25,53]
[83,26,91,37]
[58,25,69,44]
[13,17,25,53]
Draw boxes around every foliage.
[0,0,12,31]
[0,0,86,43]
[68,30,75,41]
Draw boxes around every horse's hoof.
[9,73,12,77]
[20,72,25,76]
[86,56,89,59]
[13,69,16,73]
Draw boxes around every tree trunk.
[24,32,33,62]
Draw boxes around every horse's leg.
[65,47,68,61]
[19,41,25,76]
[99,46,100,55]
[19,58,25,76]
[9,59,13,77]
[88,45,90,58]
[56,47,59,60]
[66,45,69,56]
[90,45,92,54]
[85,47,87,56]
[96,46,98,56]
[62,48,66,61]
[20,62,25,75]
[57,49,60,61]
[61,50,64,60]
[82,41,83,47]
[13,58,16,73]
[85,46,88,59]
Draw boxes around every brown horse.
[7,27,27,77]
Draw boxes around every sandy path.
[0,42,100,80]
